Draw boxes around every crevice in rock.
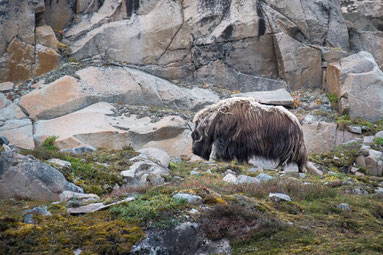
[156,0,185,63]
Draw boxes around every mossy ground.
[2,144,383,254]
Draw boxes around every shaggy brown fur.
[191,98,307,171]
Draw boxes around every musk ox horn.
[191,97,307,171]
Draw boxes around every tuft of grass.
[327,93,339,104]
[42,136,59,151]
[110,190,187,227]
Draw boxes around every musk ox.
[191,97,307,171]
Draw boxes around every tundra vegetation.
[1,135,383,254]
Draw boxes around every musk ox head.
[191,97,307,171]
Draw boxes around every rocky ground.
[1,132,383,254]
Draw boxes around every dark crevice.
[126,0,140,19]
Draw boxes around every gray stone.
[131,222,231,255]
[235,175,258,185]
[121,160,170,187]
[337,203,351,211]
[363,136,375,144]
[325,51,383,122]
[0,82,13,92]
[369,149,383,161]
[59,191,100,202]
[223,174,237,184]
[173,193,203,205]
[190,170,201,176]
[283,163,299,173]
[47,158,72,172]
[23,214,35,224]
[255,173,274,183]
[232,89,294,107]
[171,156,182,164]
[0,136,9,146]
[23,205,52,216]
[302,122,337,153]
[0,152,83,201]
[376,131,383,138]
[349,126,362,134]
[306,162,323,176]
[249,157,279,170]
[269,193,291,202]
[67,197,135,214]
[374,187,383,194]
[138,148,170,168]
[366,156,378,176]
[72,146,98,154]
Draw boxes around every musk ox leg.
[209,141,218,161]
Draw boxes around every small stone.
[223,173,237,184]
[351,167,360,173]
[72,146,98,154]
[299,173,306,178]
[173,193,203,205]
[269,193,291,202]
[249,157,279,170]
[171,156,182,164]
[59,191,99,202]
[206,169,212,174]
[283,163,299,173]
[355,172,365,177]
[349,126,362,134]
[355,155,366,168]
[369,149,383,160]
[224,169,235,175]
[337,203,351,211]
[74,248,82,255]
[47,158,72,171]
[375,187,383,194]
[0,82,14,92]
[173,176,184,181]
[23,214,35,224]
[23,205,52,216]
[190,170,201,176]
[366,156,378,176]
[235,175,258,184]
[188,208,199,215]
[306,162,323,176]
[375,131,383,138]
[363,136,375,144]
[0,136,9,146]
[255,173,274,183]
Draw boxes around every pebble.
[190,170,201,176]
[173,193,203,205]
[337,203,351,211]
[269,193,291,202]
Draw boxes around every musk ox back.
[191,97,307,171]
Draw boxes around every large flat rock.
[34,102,193,157]
[233,88,294,107]
[19,66,219,120]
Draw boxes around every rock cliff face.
[0,0,383,151]
[1,0,379,90]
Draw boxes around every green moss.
[42,136,59,151]
[110,193,186,226]
[0,211,144,254]
[310,142,361,171]
[337,116,383,135]
[327,93,338,104]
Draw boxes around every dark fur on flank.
[191,98,307,171]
